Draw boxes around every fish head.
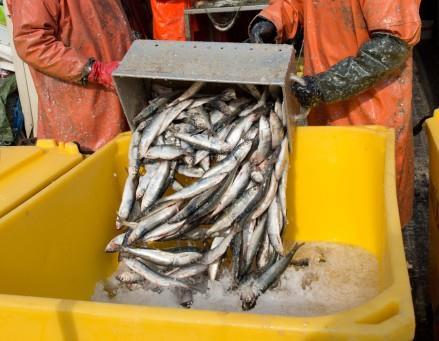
[240,285,258,311]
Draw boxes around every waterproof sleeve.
[315,33,410,103]
[10,0,88,82]
[361,0,421,46]
[258,0,303,43]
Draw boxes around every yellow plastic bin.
[0,140,83,218]
[0,127,414,340]
[426,110,439,339]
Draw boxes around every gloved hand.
[249,18,277,44]
[88,61,119,89]
[292,76,323,108]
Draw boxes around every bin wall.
[0,128,414,340]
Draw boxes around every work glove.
[249,18,277,44]
[292,76,323,108]
[298,33,410,108]
[87,61,120,90]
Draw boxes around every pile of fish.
[105,81,302,310]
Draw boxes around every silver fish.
[141,161,170,212]
[128,122,146,175]
[168,185,219,224]
[270,111,284,149]
[229,97,252,114]
[278,166,288,220]
[240,84,261,100]
[185,107,212,131]
[238,89,267,117]
[168,81,205,107]
[274,137,289,180]
[105,233,126,253]
[200,155,210,171]
[208,237,224,281]
[200,227,239,265]
[125,258,190,290]
[206,186,260,237]
[177,165,205,178]
[167,264,208,279]
[158,99,194,135]
[203,140,252,178]
[139,110,168,157]
[145,145,189,160]
[141,220,186,242]
[174,132,233,154]
[171,179,184,192]
[242,219,256,265]
[240,243,303,310]
[136,163,159,200]
[250,115,272,165]
[226,113,259,149]
[251,173,278,220]
[122,247,202,266]
[117,174,137,227]
[194,150,210,166]
[127,203,180,244]
[133,96,169,125]
[267,196,284,255]
[211,162,251,216]
[243,214,268,273]
[160,172,227,203]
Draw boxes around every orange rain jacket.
[258,0,421,226]
[150,0,187,41]
[8,0,133,151]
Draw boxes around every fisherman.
[249,0,421,226]
[7,0,133,152]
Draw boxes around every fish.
[141,161,170,212]
[203,140,252,178]
[177,165,205,178]
[133,96,170,125]
[240,243,303,310]
[159,172,228,203]
[145,145,190,160]
[125,258,190,290]
[167,264,209,280]
[122,247,202,266]
[270,111,284,149]
[141,220,187,242]
[200,227,239,265]
[168,81,205,107]
[105,233,126,253]
[210,162,251,216]
[243,214,268,274]
[250,115,272,165]
[158,99,194,136]
[126,203,181,244]
[107,82,294,306]
[117,174,137,227]
[251,173,278,220]
[206,186,260,237]
[136,163,159,200]
[208,237,224,281]
[174,132,233,154]
[267,196,284,255]
[274,137,289,180]
[169,185,219,224]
